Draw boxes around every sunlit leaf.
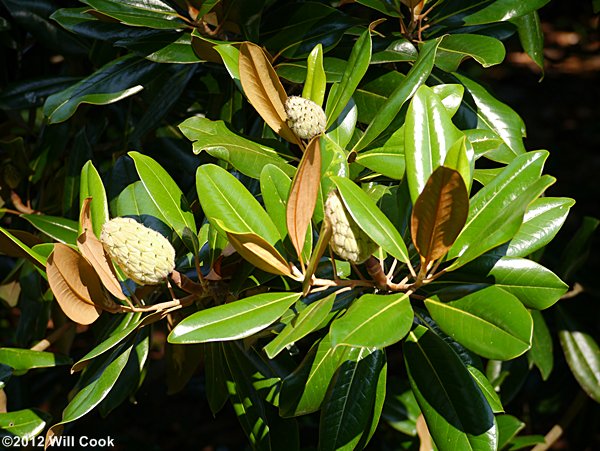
[425,286,533,360]
[303,44,326,106]
[168,293,302,344]
[330,293,413,348]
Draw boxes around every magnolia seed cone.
[285,96,327,140]
[100,217,176,285]
[325,190,377,264]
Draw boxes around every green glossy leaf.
[44,55,160,124]
[326,28,372,128]
[456,74,526,157]
[79,161,109,238]
[196,164,281,245]
[72,313,143,373]
[20,215,78,245]
[372,38,417,63]
[82,0,187,29]
[356,148,405,180]
[507,197,575,257]
[114,181,169,235]
[0,348,71,371]
[0,76,81,110]
[353,71,404,124]
[221,342,272,450]
[473,168,504,186]
[168,293,301,344]
[436,34,505,72]
[556,306,600,403]
[430,0,550,27]
[355,126,405,179]
[1,0,88,55]
[404,326,497,451]
[326,97,357,150]
[486,257,567,310]
[425,286,533,360]
[528,310,553,381]
[496,414,525,450]
[99,328,149,416]
[213,43,240,86]
[357,351,387,449]
[179,117,294,179]
[465,129,505,161]
[404,84,464,203]
[356,0,401,17]
[260,164,293,240]
[353,38,441,152]
[262,2,358,59]
[280,334,362,416]
[432,83,465,117]
[205,343,228,415]
[48,341,133,437]
[264,293,335,359]
[117,32,201,64]
[0,409,52,439]
[444,136,475,192]
[0,228,47,269]
[276,57,346,84]
[332,176,409,263]
[303,44,326,106]
[330,293,412,348]
[511,12,544,75]
[319,348,385,451]
[129,151,196,239]
[448,151,552,269]
[321,134,349,200]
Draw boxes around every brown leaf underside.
[238,42,299,145]
[411,166,469,265]
[286,137,322,263]
[78,197,126,300]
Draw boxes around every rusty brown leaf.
[238,42,300,145]
[286,137,321,263]
[411,166,469,266]
[225,230,292,277]
[77,198,126,300]
[47,244,116,325]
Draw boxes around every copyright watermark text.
[1,434,115,448]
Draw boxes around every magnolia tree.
[0,0,598,450]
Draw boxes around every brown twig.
[560,282,584,300]
[10,191,38,214]
[29,323,74,352]
[531,390,589,451]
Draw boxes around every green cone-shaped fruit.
[100,217,176,285]
[325,190,377,264]
[285,96,327,140]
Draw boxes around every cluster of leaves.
[1,0,598,450]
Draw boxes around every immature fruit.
[100,217,176,285]
[285,96,327,140]
[325,191,377,264]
